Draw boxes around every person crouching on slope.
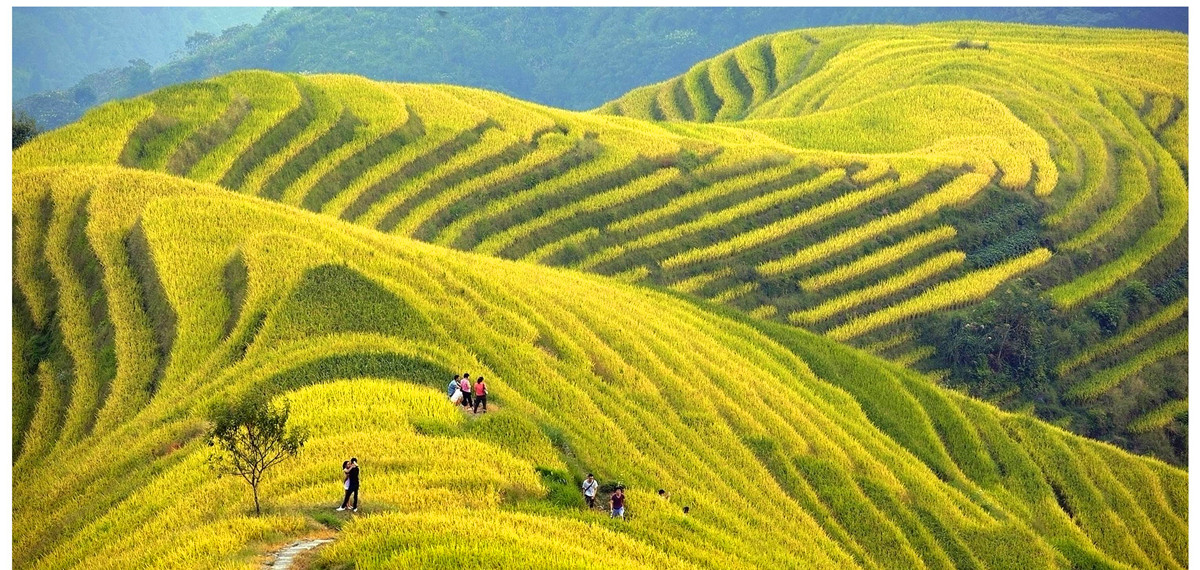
[473,376,488,413]
[610,485,626,519]
[582,473,598,509]
[449,374,462,402]
[460,373,474,410]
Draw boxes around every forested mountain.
[12,7,268,99]
[14,6,1187,129]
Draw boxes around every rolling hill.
[11,20,1188,569]
[16,20,1188,464]
[11,164,1188,568]
[599,22,1190,462]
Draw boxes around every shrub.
[1087,299,1126,334]
[953,39,990,50]
[1122,280,1152,306]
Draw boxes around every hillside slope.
[12,164,1187,569]
[16,66,1055,341]
[16,21,1187,462]
[600,22,1189,460]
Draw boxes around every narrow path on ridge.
[266,538,333,569]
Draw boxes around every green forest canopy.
[14,7,1187,129]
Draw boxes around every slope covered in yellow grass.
[603,21,1187,458]
[12,165,1187,569]
[13,22,1188,458]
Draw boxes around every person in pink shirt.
[459,373,473,409]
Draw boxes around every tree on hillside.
[13,111,39,149]
[206,396,308,516]
[185,31,216,53]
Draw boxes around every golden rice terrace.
[12,21,1187,569]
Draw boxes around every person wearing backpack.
[582,474,599,509]
[473,376,488,413]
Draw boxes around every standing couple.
[337,457,360,512]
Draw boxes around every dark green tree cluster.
[13,112,40,149]
[916,270,1187,465]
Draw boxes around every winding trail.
[267,538,333,569]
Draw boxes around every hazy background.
[14,6,1188,129]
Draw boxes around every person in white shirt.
[582,473,598,509]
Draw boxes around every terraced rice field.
[604,25,1185,348]
[11,20,1188,568]
[11,165,1187,569]
[21,26,1185,386]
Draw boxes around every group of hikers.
[582,473,690,519]
[581,473,624,517]
[447,372,489,413]
[332,462,691,519]
[333,375,693,519]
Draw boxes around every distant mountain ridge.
[13,7,268,98]
[14,6,1187,129]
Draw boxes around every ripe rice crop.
[1048,145,1186,308]
[759,172,991,276]
[1067,330,1187,401]
[479,167,682,256]
[10,23,1191,564]
[11,154,1184,570]
[353,128,519,229]
[1057,297,1187,376]
[826,248,1051,340]
[799,226,957,291]
[892,345,936,368]
[579,169,844,271]
[605,160,803,235]
[711,281,758,303]
[187,72,304,184]
[668,267,734,294]
[859,331,915,355]
[1127,399,1188,433]
[663,172,918,270]
[790,251,966,325]
[233,78,343,196]
[391,133,578,237]
[435,150,646,249]
[749,305,778,319]
[521,228,601,264]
